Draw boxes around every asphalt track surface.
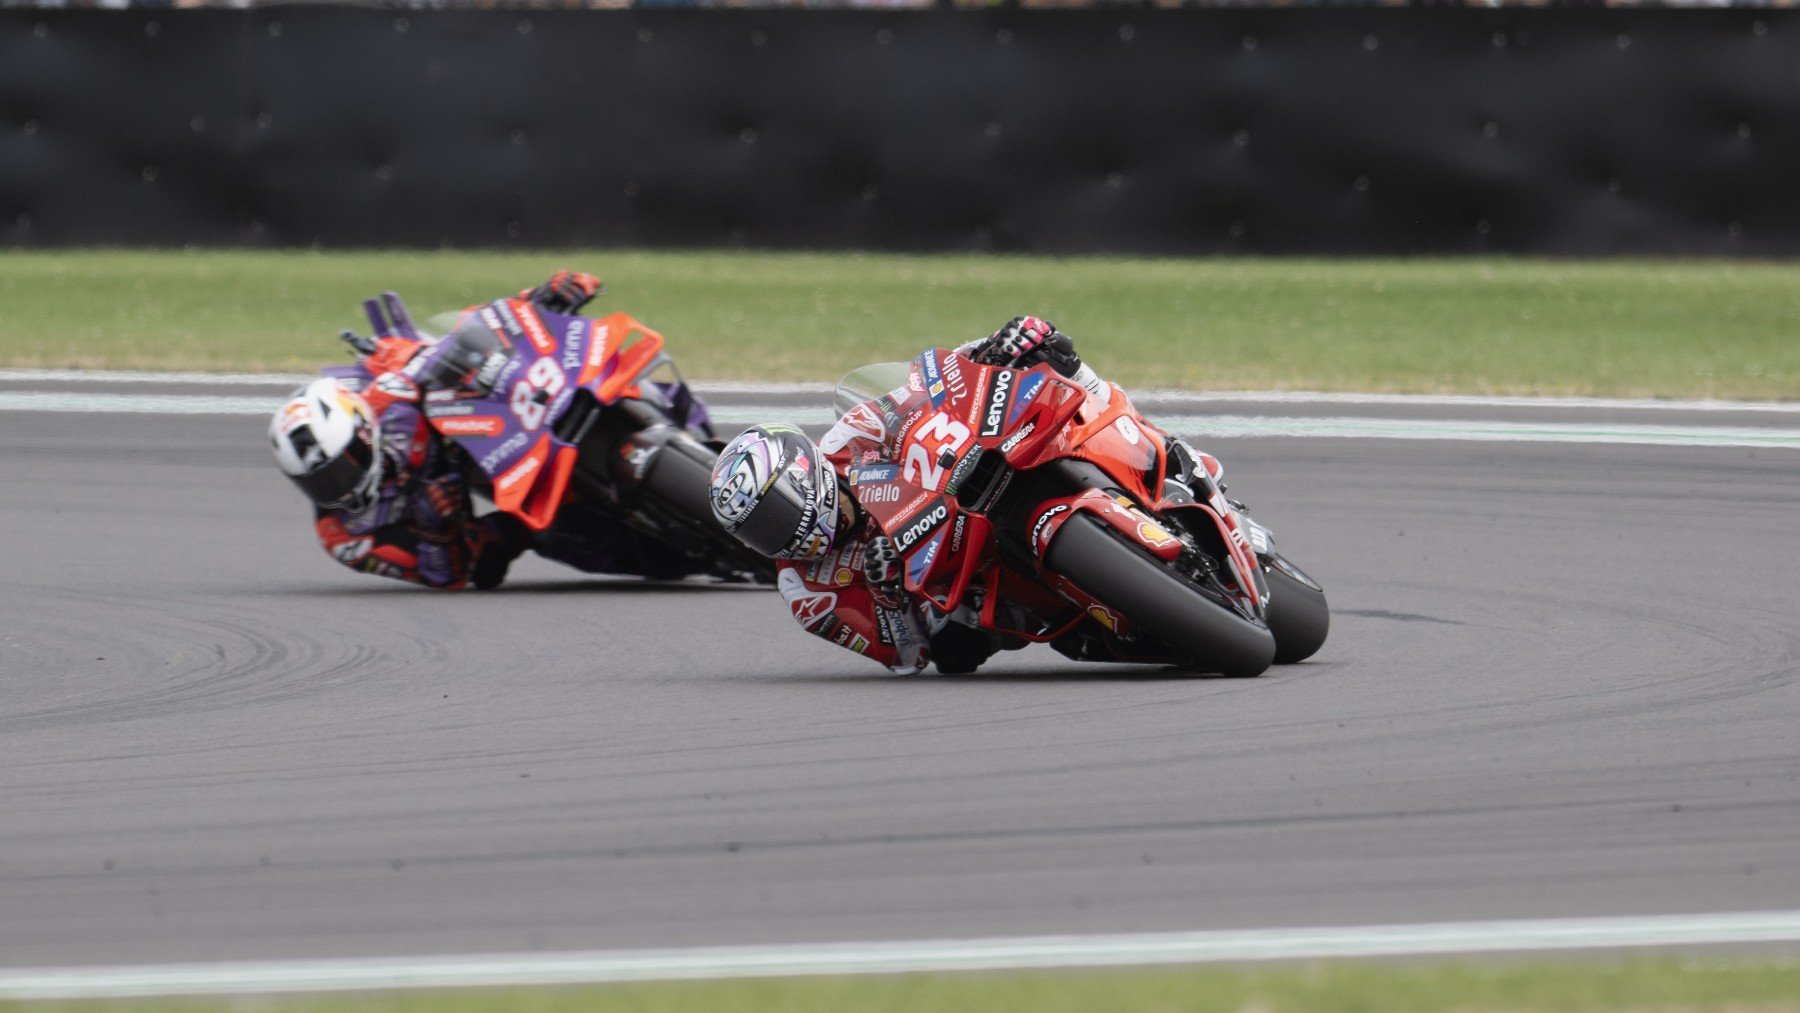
[3,398,1799,969]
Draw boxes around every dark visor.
[732,470,813,556]
[292,436,374,507]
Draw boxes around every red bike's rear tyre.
[1045,513,1276,677]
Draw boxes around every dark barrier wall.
[2,8,1798,254]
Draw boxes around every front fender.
[1161,501,1267,618]
[1028,489,1184,562]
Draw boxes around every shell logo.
[1137,520,1177,547]
[1087,605,1119,632]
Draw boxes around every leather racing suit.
[311,273,697,590]
[773,319,1127,674]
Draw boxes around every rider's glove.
[978,315,1082,377]
[411,474,466,533]
[521,270,604,315]
[864,534,907,610]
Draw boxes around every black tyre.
[640,436,729,537]
[640,436,777,582]
[1262,559,1329,664]
[1045,514,1276,677]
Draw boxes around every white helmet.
[269,378,383,512]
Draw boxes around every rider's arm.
[960,315,1111,408]
[313,511,477,590]
[776,555,930,676]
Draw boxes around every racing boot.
[930,622,1002,676]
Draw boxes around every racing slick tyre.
[640,436,729,537]
[640,436,777,582]
[1046,514,1276,678]
[1262,561,1329,664]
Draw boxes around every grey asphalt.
[2,408,1799,968]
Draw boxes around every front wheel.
[1263,558,1329,664]
[1045,513,1276,677]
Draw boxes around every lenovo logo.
[894,501,948,553]
[981,370,1013,436]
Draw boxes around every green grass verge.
[8,957,1800,1012]
[2,250,1798,398]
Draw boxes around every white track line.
[0,368,317,387]
[3,370,1798,414]
[4,912,1800,999]
[8,392,1800,449]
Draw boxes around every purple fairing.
[322,294,717,485]
[649,379,714,435]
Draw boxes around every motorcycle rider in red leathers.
[271,272,610,590]
[709,316,1218,675]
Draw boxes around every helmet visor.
[291,433,376,509]
[730,469,814,557]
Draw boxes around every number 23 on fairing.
[902,413,972,491]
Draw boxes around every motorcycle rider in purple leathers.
[271,271,708,589]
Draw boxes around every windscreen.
[833,361,912,417]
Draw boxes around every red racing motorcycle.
[833,349,1328,677]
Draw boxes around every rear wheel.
[1045,513,1276,677]
[639,436,777,583]
[1262,559,1329,664]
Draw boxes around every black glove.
[977,315,1081,377]
[409,474,468,533]
[521,270,603,315]
[864,534,907,610]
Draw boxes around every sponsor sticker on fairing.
[1008,372,1047,426]
[480,431,530,473]
[906,530,944,584]
[919,351,946,407]
[892,499,949,554]
[945,445,984,496]
[1137,519,1178,548]
[855,481,902,505]
[1031,502,1069,549]
[562,319,586,371]
[497,453,541,491]
[476,351,510,390]
[584,323,611,378]
[980,369,1014,437]
[483,302,528,348]
[849,463,900,486]
[941,356,968,405]
[516,302,557,356]
[999,420,1036,455]
[436,416,505,437]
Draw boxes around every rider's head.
[709,424,839,562]
[269,378,384,513]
